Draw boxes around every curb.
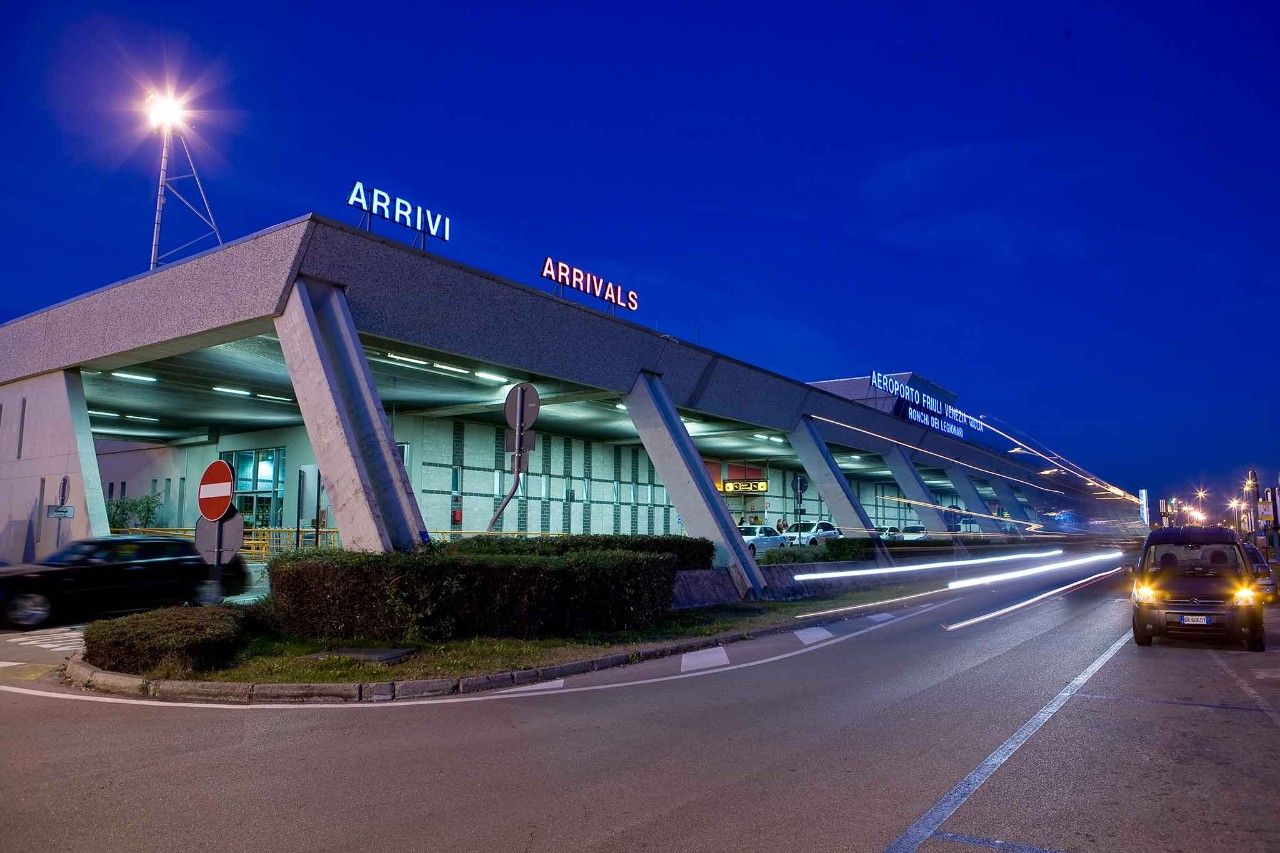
[61,594,926,705]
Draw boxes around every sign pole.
[488,383,541,532]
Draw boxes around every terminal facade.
[0,215,1142,596]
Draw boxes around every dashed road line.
[499,679,565,694]
[794,627,834,645]
[867,612,895,623]
[680,647,730,672]
[0,662,23,669]
[885,631,1130,852]
[1211,652,1280,731]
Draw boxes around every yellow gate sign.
[720,479,769,494]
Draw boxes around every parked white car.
[900,525,929,541]
[875,526,902,540]
[738,525,788,556]
[784,520,842,547]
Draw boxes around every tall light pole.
[145,91,221,271]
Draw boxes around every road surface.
[1,552,1277,852]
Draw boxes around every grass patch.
[199,579,941,684]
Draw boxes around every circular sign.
[198,459,235,522]
[504,382,540,431]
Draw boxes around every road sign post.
[195,460,241,604]
[488,383,541,532]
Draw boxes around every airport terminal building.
[0,215,1142,596]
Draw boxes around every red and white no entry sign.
[198,459,235,522]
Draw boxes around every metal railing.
[111,527,341,559]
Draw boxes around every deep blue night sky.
[1,2,1277,515]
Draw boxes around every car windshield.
[791,523,815,533]
[1143,543,1247,577]
[904,526,925,533]
[739,527,760,536]
[39,541,104,565]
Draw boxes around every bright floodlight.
[147,93,184,129]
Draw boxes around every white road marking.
[680,647,730,672]
[498,679,565,694]
[886,632,1131,852]
[794,627,834,645]
[866,612,895,623]
[1212,653,1280,731]
[0,662,23,669]
[1254,669,1280,680]
[0,600,952,711]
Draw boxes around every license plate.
[1181,615,1209,625]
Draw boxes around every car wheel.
[1247,631,1266,653]
[808,538,818,547]
[6,592,53,629]
[1132,616,1153,647]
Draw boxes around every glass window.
[256,448,276,492]
[451,466,462,495]
[220,446,286,527]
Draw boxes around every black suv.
[1131,527,1264,651]
[0,536,248,629]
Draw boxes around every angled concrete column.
[882,446,949,532]
[0,370,109,563]
[625,372,765,598]
[944,468,1002,535]
[275,279,426,552]
[787,417,878,538]
[989,479,1036,525]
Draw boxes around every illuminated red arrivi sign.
[541,257,639,312]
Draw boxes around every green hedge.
[758,538,873,565]
[83,605,247,676]
[267,548,678,642]
[441,534,714,570]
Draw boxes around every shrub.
[267,548,678,642]
[759,545,830,565]
[83,605,247,676]
[442,534,714,571]
[823,538,872,562]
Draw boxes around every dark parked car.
[1131,527,1264,651]
[0,536,248,629]
[1243,543,1277,603]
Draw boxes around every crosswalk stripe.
[680,647,730,673]
[794,627,835,645]
[499,679,565,694]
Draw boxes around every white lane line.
[942,568,1124,631]
[794,627,834,645]
[0,662,23,669]
[0,601,954,711]
[867,613,895,623]
[885,632,1130,853]
[498,679,565,694]
[680,647,730,672]
[1254,669,1280,680]
[1211,653,1280,731]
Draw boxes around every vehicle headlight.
[1134,584,1158,604]
[1234,587,1257,606]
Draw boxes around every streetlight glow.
[147,92,185,130]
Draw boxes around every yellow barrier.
[109,527,565,557]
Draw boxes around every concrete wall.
[0,371,108,562]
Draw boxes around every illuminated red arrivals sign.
[541,257,639,312]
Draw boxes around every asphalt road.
[2,554,1278,852]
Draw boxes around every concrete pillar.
[624,371,765,598]
[945,468,1002,535]
[882,446,950,532]
[275,279,427,552]
[989,479,1037,526]
[0,370,109,562]
[787,417,878,538]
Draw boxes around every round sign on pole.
[198,459,235,522]
[504,382,541,431]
